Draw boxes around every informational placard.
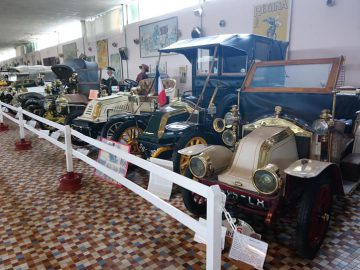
[148,158,173,200]
[89,90,99,100]
[94,138,130,188]
[229,232,268,270]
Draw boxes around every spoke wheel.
[296,175,333,259]
[101,118,124,140]
[111,121,145,156]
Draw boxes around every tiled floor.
[0,120,359,270]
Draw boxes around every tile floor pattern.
[0,119,359,270]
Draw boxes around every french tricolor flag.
[155,66,167,107]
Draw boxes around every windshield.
[196,48,218,75]
[250,63,333,88]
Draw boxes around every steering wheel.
[124,79,138,88]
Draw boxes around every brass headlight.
[312,119,329,136]
[44,100,52,111]
[224,112,236,127]
[189,155,210,178]
[213,118,225,132]
[253,164,281,195]
[56,99,68,114]
[92,103,102,120]
[222,129,236,147]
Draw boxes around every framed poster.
[63,42,77,60]
[96,39,109,69]
[139,16,178,58]
[94,138,130,188]
[109,53,121,81]
[253,0,292,41]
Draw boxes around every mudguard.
[284,159,344,195]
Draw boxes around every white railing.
[0,101,223,270]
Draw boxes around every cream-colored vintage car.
[178,57,360,259]
[71,78,176,149]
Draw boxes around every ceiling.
[0,0,122,49]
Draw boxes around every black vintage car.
[134,34,288,174]
[23,59,99,128]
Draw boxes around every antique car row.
[3,34,359,261]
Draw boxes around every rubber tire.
[172,130,213,175]
[181,168,207,216]
[215,93,238,118]
[101,118,125,140]
[111,120,146,155]
[64,110,88,147]
[23,101,44,121]
[296,175,333,259]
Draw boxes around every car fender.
[284,159,344,195]
[178,144,211,156]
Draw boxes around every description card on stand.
[229,232,268,270]
[148,158,173,200]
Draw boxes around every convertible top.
[160,34,288,62]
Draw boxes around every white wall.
[2,0,360,87]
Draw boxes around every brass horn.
[213,118,226,132]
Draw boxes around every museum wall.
[2,0,359,89]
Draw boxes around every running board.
[343,180,360,195]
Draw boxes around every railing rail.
[0,101,222,270]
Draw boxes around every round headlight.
[44,100,51,111]
[224,112,235,127]
[189,156,208,178]
[253,164,281,195]
[312,119,328,135]
[222,129,236,147]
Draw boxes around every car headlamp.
[92,103,102,120]
[224,112,236,127]
[253,164,281,195]
[312,119,328,135]
[56,99,68,114]
[222,129,236,147]
[189,155,209,178]
[44,99,52,111]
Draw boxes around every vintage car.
[70,77,176,147]
[22,59,98,128]
[178,57,360,259]
[0,65,56,114]
[137,34,288,174]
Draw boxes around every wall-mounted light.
[112,42,118,48]
[193,8,203,17]
[219,20,226,27]
[326,0,335,6]
[133,38,140,45]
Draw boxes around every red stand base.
[15,139,32,151]
[58,172,83,192]
[0,123,9,132]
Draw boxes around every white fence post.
[18,107,25,139]
[206,185,223,270]
[0,102,3,123]
[64,125,74,173]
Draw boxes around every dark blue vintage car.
[133,33,288,174]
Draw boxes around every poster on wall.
[109,53,121,81]
[63,42,77,60]
[96,39,109,69]
[253,0,292,41]
[139,16,178,58]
